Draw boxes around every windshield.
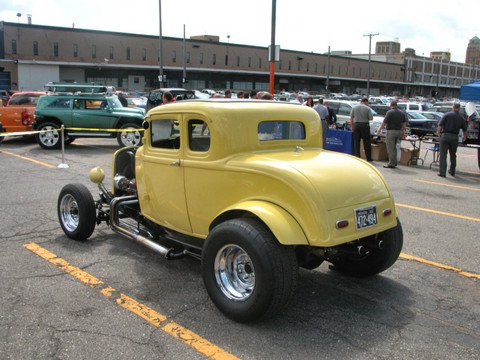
[407,111,426,119]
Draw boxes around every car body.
[418,111,443,122]
[370,110,438,137]
[0,91,46,135]
[326,99,384,130]
[33,92,146,149]
[57,99,403,322]
[146,88,198,110]
[369,104,390,117]
[397,102,430,112]
[405,111,438,136]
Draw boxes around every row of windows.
[10,39,472,83]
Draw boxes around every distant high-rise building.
[465,35,480,65]
[430,51,451,61]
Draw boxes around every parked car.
[0,91,46,135]
[326,99,384,130]
[33,92,146,149]
[397,102,430,112]
[56,99,403,322]
[146,88,198,110]
[405,111,438,136]
[371,111,438,137]
[418,111,444,122]
[369,104,390,117]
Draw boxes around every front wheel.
[36,122,61,149]
[117,124,142,147]
[57,183,96,241]
[202,218,298,323]
[329,219,403,277]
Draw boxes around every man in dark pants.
[437,103,467,177]
[350,98,373,161]
[376,100,406,168]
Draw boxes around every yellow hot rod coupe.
[57,99,403,322]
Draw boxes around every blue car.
[406,111,438,137]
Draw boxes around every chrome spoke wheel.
[214,244,255,301]
[59,193,80,232]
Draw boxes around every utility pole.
[364,32,378,97]
[158,0,164,88]
[326,45,330,94]
[269,0,276,95]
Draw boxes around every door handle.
[169,160,181,166]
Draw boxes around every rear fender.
[213,200,309,246]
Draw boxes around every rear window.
[258,121,305,141]
[8,94,41,105]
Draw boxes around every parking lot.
[1,136,479,359]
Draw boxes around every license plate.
[355,206,378,230]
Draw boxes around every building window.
[200,52,204,64]
[172,50,176,63]
[315,63,317,72]
[12,40,17,55]
[53,42,58,57]
[92,45,96,59]
[109,46,114,60]
[33,41,38,56]
[288,60,291,70]
[279,61,282,70]
[259,58,262,68]
[187,51,190,64]
[126,47,131,60]
[297,61,301,71]
[213,54,216,65]
[248,56,251,67]
[225,55,228,66]
[142,48,146,61]
[73,44,78,57]
[237,56,240,66]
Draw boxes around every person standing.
[324,101,337,128]
[350,97,373,161]
[436,103,467,177]
[376,100,406,168]
[313,98,330,146]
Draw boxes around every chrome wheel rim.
[120,128,141,146]
[39,126,59,146]
[214,244,255,301]
[60,194,79,232]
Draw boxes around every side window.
[258,121,305,141]
[47,98,71,108]
[338,103,353,116]
[188,120,210,152]
[151,119,180,149]
[410,104,419,111]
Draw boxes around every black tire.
[329,219,403,277]
[64,136,75,145]
[57,183,96,241]
[36,122,61,149]
[202,218,298,323]
[117,123,142,147]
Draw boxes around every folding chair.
[423,143,439,168]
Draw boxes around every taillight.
[22,111,30,125]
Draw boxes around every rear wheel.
[202,218,298,322]
[329,219,403,277]
[36,122,61,149]
[57,183,96,240]
[117,123,142,147]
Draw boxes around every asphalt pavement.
[1,136,479,360]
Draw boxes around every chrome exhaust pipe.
[110,196,174,258]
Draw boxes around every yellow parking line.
[400,253,480,280]
[0,150,56,169]
[24,242,239,360]
[396,203,480,222]
[415,179,480,191]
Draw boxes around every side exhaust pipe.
[110,196,178,259]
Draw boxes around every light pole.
[364,32,378,97]
[158,0,164,87]
[269,0,276,95]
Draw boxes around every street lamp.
[158,0,164,87]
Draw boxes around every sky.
[1,0,478,63]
